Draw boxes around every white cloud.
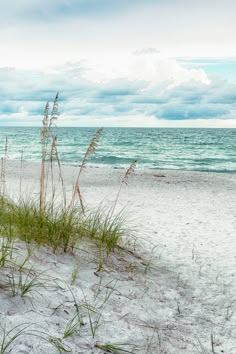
[0,0,235,127]
[84,51,210,86]
[0,53,235,127]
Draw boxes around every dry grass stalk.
[0,158,4,196]
[39,93,59,211]
[50,135,66,206]
[51,92,59,121]
[70,127,103,211]
[113,160,137,213]
[0,137,8,197]
[79,127,103,175]
[40,101,50,210]
[74,182,85,214]
[19,150,23,196]
[122,160,137,186]
[45,135,64,209]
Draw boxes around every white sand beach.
[1,161,236,353]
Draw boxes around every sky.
[0,0,236,127]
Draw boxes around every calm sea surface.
[0,127,236,173]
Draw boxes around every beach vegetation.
[48,336,72,353]
[95,342,135,354]
[81,206,129,271]
[0,323,31,354]
[11,199,82,252]
[63,312,83,339]
[70,260,80,285]
[0,93,141,353]
[70,127,103,212]
[85,281,115,338]
[6,267,46,298]
[0,234,14,268]
[0,95,135,265]
[0,137,8,197]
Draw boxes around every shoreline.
[6,158,236,175]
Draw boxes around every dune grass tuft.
[0,94,133,264]
[10,199,83,253]
[0,195,128,266]
[95,342,135,354]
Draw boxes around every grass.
[0,323,31,354]
[85,281,115,338]
[0,196,128,269]
[95,342,134,354]
[70,260,80,285]
[0,321,72,353]
[82,206,129,271]
[40,93,60,211]
[83,206,127,250]
[0,235,14,268]
[0,137,8,197]
[6,267,46,298]
[70,127,103,212]
[48,336,72,353]
[63,312,83,339]
[0,198,15,267]
[0,197,81,252]
[12,199,83,252]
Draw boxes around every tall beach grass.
[0,94,136,268]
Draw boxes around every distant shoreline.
[6,159,236,191]
[5,158,236,175]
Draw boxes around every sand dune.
[1,161,236,353]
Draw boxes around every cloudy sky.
[0,0,236,127]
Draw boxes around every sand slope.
[1,161,236,353]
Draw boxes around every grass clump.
[0,196,128,268]
[0,197,15,267]
[0,195,128,266]
[83,207,126,251]
[6,267,45,298]
[0,196,14,228]
[11,200,83,253]
[0,323,31,354]
[95,342,134,354]
[63,312,83,339]
[82,206,128,270]
[0,237,14,268]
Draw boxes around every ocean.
[0,127,236,173]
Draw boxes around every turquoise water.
[0,127,236,173]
